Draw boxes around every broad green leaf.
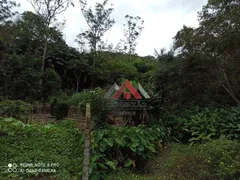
[115,137,126,146]
[130,146,136,152]
[98,162,107,169]
[3,118,15,122]
[104,138,113,147]
[148,145,156,153]
[106,161,116,170]
[124,159,133,167]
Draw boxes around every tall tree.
[67,48,89,92]
[121,15,144,62]
[171,0,240,106]
[0,11,70,100]
[28,0,74,92]
[77,0,115,88]
[198,0,240,105]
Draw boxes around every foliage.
[77,0,115,88]
[53,101,69,120]
[1,0,239,107]
[43,68,61,99]
[78,0,115,53]
[28,0,74,98]
[0,117,25,136]
[68,88,116,127]
[0,0,19,24]
[50,91,70,120]
[162,139,240,180]
[68,88,103,107]
[0,118,83,180]
[162,106,240,144]
[90,125,165,179]
[172,0,240,106]
[67,50,90,92]
[151,0,240,108]
[120,15,144,59]
[0,1,155,100]
[200,138,240,179]
[0,100,32,123]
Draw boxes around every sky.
[15,0,208,56]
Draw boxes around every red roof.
[112,79,142,99]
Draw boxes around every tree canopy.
[0,0,239,107]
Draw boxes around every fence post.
[82,103,91,180]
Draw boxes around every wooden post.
[85,103,91,131]
[82,103,91,180]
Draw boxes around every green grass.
[106,139,240,180]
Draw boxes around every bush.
[53,101,69,120]
[50,92,70,120]
[0,100,32,123]
[90,125,165,179]
[0,118,84,179]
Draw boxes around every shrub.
[0,100,32,123]
[50,92,70,120]
[53,101,69,120]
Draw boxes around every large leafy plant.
[90,125,165,179]
[173,106,240,144]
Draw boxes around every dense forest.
[1,0,239,107]
[0,0,240,180]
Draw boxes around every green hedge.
[0,118,84,180]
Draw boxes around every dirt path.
[143,146,172,178]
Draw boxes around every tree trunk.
[213,66,240,106]
[39,39,48,91]
[76,72,82,93]
[222,84,240,105]
[90,44,97,89]
[220,66,240,105]
[76,80,80,93]
[41,40,48,74]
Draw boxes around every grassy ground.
[106,140,240,180]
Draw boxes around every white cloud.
[15,0,207,56]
